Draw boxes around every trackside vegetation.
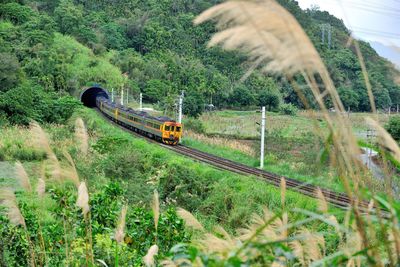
[0,108,337,265]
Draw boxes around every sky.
[296,0,400,47]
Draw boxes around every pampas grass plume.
[62,151,80,188]
[280,177,286,208]
[152,190,159,231]
[0,189,26,227]
[37,178,46,198]
[75,118,88,155]
[366,117,400,162]
[143,244,158,267]
[76,181,90,216]
[30,122,62,181]
[177,208,204,231]
[316,188,328,213]
[15,161,31,192]
[115,205,128,244]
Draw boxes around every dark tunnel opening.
[80,86,110,107]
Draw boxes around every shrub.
[0,83,81,125]
[183,92,205,118]
[385,115,400,141]
[279,103,298,116]
[184,118,206,134]
[258,89,281,111]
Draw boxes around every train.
[96,96,183,145]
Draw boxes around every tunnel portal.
[80,86,110,107]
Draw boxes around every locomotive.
[96,96,183,145]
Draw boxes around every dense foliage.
[0,181,189,266]
[385,115,400,141]
[1,0,399,123]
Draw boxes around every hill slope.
[1,0,400,125]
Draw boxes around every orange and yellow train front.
[162,122,183,145]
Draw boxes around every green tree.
[101,23,127,50]
[54,0,83,35]
[385,116,400,141]
[183,92,205,118]
[229,85,256,107]
[258,89,282,111]
[0,53,21,91]
[0,2,33,24]
[337,86,359,111]
[144,79,171,102]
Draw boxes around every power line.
[325,0,400,19]
[351,27,400,38]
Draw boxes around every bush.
[183,92,205,118]
[184,118,205,134]
[0,83,81,125]
[258,89,281,111]
[385,116,400,141]
[279,103,298,116]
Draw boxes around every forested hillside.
[1,0,399,124]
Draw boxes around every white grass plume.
[115,205,128,244]
[280,177,286,208]
[15,161,31,192]
[0,188,26,227]
[62,151,81,188]
[177,208,204,231]
[36,178,46,198]
[238,207,284,242]
[316,188,328,213]
[76,181,90,216]
[30,122,61,181]
[152,190,159,231]
[75,118,89,155]
[366,117,400,162]
[143,244,158,267]
[298,228,325,263]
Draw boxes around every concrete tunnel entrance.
[80,86,110,107]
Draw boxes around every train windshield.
[165,125,170,131]
[176,126,181,132]
[170,126,175,131]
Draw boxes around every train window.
[165,125,170,131]
[176,126,181,132]
[170,126,175,131]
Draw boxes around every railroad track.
[96,108,372,211]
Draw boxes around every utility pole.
[321,24,332,49]
[139,93,142,111]
[178,91,184,123]
[120,88,124,106]
[260,106,266,169]
[111,88,114,102]
[126,88,129,105]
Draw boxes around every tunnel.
[80,86,110,107]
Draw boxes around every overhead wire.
[325,0,400,18]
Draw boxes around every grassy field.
[183,110,398,193]
[0,108,338,231]
[201,110,392,138]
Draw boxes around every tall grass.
[75,118,89,156]
[193,0,400,264]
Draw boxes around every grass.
[0,108,337,232]
[183,110,400,193]
[78,108,338,228]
